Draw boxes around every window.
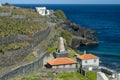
[85,60,87,63]
[70,64,72,67]
[94,59,96,62]
[56,65,59,68]
[63,65,65,68]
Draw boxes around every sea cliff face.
[59,20,99,49]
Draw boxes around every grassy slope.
[11,71,89,80]
[0,41,29,51]
[0,7,48,51]
[12,7,43,18]
[86,71,97,80]
[0,17,47,38]
[54,72,87,80]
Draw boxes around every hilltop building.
[77,53,99,71]
[46,57,77,68]
[36,7,53,16]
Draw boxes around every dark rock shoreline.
[59,20,99,49]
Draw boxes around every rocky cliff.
[59,20,99,49]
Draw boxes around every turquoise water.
[13,4,120,69]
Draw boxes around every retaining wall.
[42,68,77,73]
[0,12,11,17]
[0,52,48,80]
[0,27,51,66]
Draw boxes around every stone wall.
[0,35,28,45]
[12,15,26,19]
[0,27,50,45]
[41,68,77,73]
[0,12,11,17]
[0,52,48,80]
[0,27,51,66]
[53,52,68,58]
[0,45,32,66]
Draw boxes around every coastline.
[0,3,119,79]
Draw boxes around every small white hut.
[0,3,2,7]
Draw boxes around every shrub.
[54,10,67,20]
[60,30,72,45]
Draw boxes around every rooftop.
[47,57,77,66]
[77,54,99,60]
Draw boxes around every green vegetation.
[86,71,97,80]
[60,30,72,45]
[0,41,29,52]
[68,49,76,58]
[47,39,58,53]
[11,68,96,80]
[54,72,87,80]
[75,50,84,55]
[0,7,11,12]
[12,8,43,18]
[23,54,36,62]
[0,17,47,38]
[11,70,42,80]
[54,10,67,20]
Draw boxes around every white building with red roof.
[77,53,99,70]
[46,57,77,68]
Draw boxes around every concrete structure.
[53,37,68,58]
[109,73,120,80]
[46,58,77,68]
[53,51,68,58]
[36,7,53,16]
[57,37,65,52]
[97,72,120,80]
[77,53,99,70]
[97,72,109,80]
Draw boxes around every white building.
[36,7,53,16]
[77,53,99,70]
[57,37,65,53]
[0,3,2,7]
[46,57,77,68]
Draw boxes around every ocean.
[13,4,120,70]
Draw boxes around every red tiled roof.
[77,54,98,60]
[47,57,77,66]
